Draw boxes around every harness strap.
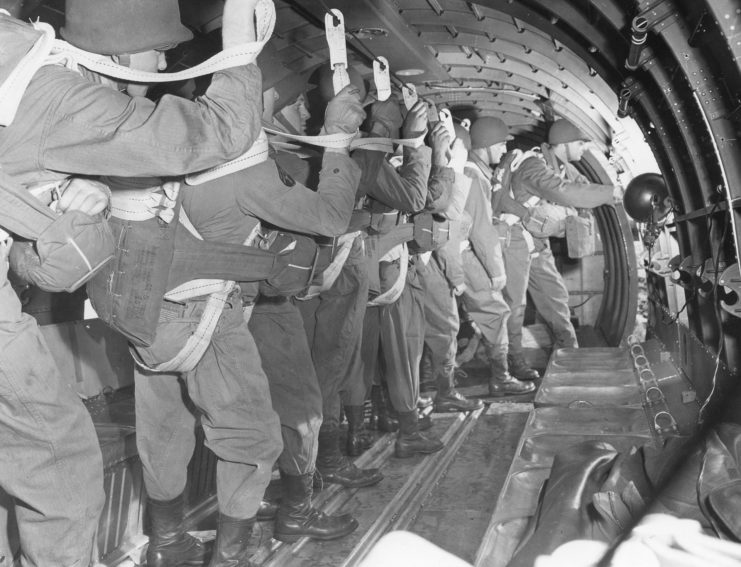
[47,0,275,83]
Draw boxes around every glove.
[429,122,451,166]
[370,96,403,138]
[448,138,468,173]
[222,0,259,49]
[324,84,366,135]
[401,100,428,139]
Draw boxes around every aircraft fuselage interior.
[1,0,741,566]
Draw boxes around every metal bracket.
[671,255,701,289]
[718,263,741,318]
[617,77,645,118]
[698,257,728,297]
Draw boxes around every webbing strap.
[46,0,276,83]
[164,209,235,302]
[110,181,179,223]
[0,16,54,126]
[367,243,409,307]
[184,126,428,186]
[184,130,270,186]
[135,281,232,374]
[0,0,275,126]
[138,207,236,374]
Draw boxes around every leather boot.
[345,405,374,457]
[488,349,535,396]
[508,354,540,381]
[273,471,359,542]
[434,389,484,412]
[146,494,211,567]
[208,514,256,567]
[315,424,383,489]
[433,367,483,413]
[394,410,444,458]
[370,384,399,433]
[256,499,279,522]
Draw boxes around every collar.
[468,153,493,180]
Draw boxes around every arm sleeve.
[516,157,613,209]
[465,177,504,279]
[425,165,454,214]
[358,145,432,213]
[31,65,264,178]
[239,152,361,237]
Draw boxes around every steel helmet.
[547,119,591,145]
[623,173,671,223]
[61,0,193,55]
[453,123,471,151]
[470,117,513,149]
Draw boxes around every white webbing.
[138,207,236,374]
[46,0,276,83]
[367,243,408,307]
[0,0,275,126]
[184,125,428,186]
[109,181,179,223]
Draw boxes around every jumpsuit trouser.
[528,241,579,349]
[249,298,323,475]
[134,293,283,519]
[0,285,104,567]
[498,223,532,361]
[297,239,368,427]
[459,248,511,353]
[378,263,425,414]
[417,257,458,386]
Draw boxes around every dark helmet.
[470,117,513,149]
[547,119,591,145]
[61,0,193,55]
[623,172,671,222]
[453,123,471,151]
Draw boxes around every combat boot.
[370,384,399,433]
[394,410,444,458]
[273,471,358,542]
[345,404,374,457]
[433,367,484,413]
[146,494,211,567]
[488,351,535,396]
[256,499,279,522]
[434,389,484,412]
[315,423,383,489]
[508,354,540,381]
[208,514,256,567]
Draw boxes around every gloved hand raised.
[324,84,366,135]
[448,138,468,173]
[222,0,260,49]
[429,122,451,167]
[402,100,428,139]
[369,96,403,138]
